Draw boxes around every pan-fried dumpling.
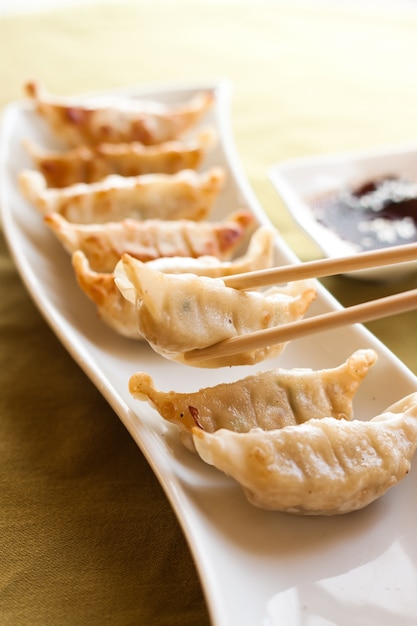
[129,349,377,451]
[72,251,140,338]
[19,167,225,224]
[193,392,417,515]
[147,225,275,276]
[72,226,275,338]
[24,129,216,187]
[25,81,214,146]
[44,210,255,272]
[117,254,316,367]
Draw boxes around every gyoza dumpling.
[193,392,417,515]
[129,349,377,451]
[25,81,214,146]
[24,129,216,187]
[44,210,255,272]
[72,226,276,338]
[19,167,225,224]
[117,254,316,367]
[72,251,140,338]
[148,225,275,276]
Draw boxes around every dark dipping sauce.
[311,175,417,251]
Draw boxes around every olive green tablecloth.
[1,2,417,625]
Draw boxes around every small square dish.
[269,142,417,281]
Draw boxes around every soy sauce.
[311,175,417,250]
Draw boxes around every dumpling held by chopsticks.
[72,226,275,339]
[116,254,316,367]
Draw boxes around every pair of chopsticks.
[185,242,417,362]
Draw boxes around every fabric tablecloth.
[1,2,417,624]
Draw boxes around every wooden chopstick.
[184,287,417,363]
[223,242,417,290]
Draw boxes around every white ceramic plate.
[1,80,417,626]
[269,145,417,281]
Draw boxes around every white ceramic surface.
[1,80,417,626]
[269,145,417,281]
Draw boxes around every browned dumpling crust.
[19,167,225,224]
[72,226,275,338]
[129,349,377,451]
[193,392,417,515]
[25,81,215,146]
[118,255,316,367]
[72,251,141,339]
[45,210,255,273]
[146,225,275,277]
[24,129,216,187]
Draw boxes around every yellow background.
[1,2,417,624]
